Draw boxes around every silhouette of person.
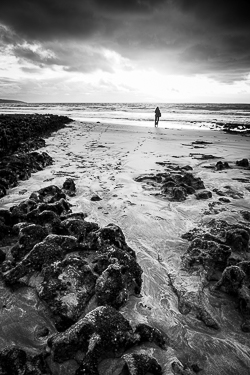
[155,106,161,127]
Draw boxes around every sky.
[0,0,250,103]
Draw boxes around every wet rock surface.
[180,218,250,331]
[0,114,72,198]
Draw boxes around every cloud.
[0,0,250,83]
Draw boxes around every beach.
[0,119,250,374]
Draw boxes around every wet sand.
[1,121,250,374]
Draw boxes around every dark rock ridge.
[0,181,166,374]
[135,163,210,202]
[0,114,73,199]
[48,305,167,373]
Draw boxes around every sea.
[0,102,250,129]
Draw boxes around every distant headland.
[0,99,26,103]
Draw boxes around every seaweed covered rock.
[36,210,63,234]
[95,262,129,309]
[195,190,212,200]
[88,223,134,255]
[225,228,249,253]
[214,266,246,294]
[172,186,187,201]
[93,247,142,295]
[27,198,71,222]
[10,199,38,223]
[0,346,51,375]
[215,161,230,171]
[11,224,48,261]
[38,255,97,330]
[122,353,162,375]
[48,306,167,370]
[181,237,231,280]
[3,234,84,285]
[62,178,76,197]
[61,217,98,241]
[30,185,66,204]
[0,209,12,239]
[136,166,205,202]
[236,158,249,168]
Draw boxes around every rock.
[0,183,6,198]
[48,306,167,368]
[27,198,71,221]
[0,209,12,226]
[36,210,63,234]
[214,266,246,294]
[11,224,49,261]
[88,223,133,254]
[90,194,102,201]
[3,234,83,285]
[134,174,160,182]
[236,158,249,167]
[172,186,187,201]
[218,197,231,203]
[215,161,230,170]
[195,190,212,199]
[182,238,231,280]
[10,199,37,223]
[136,168,205,202]
[61,212,88,221]
[95,262,129,309]
[238,261,250,283]
[0,248,6,263]
[172,361,197,375]
[241,210,250,222]
[238,285,250,331]
[61,218,97,241]
[122,353,162,375]
[38,255,97,330]
[180,172,205,190]
[225,228,249,253]
[134,323,167,348]
[30,185,66,204]
[0,346,51,375]
[62,178,76,196]
[0,216,12,240]
[161,180,176,193]
[93,247,142,295]
[0,168,18,187]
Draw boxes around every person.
[155,106,161,127]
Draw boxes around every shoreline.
[0,118,250,374]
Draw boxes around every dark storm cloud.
[0,0,249,80]
[0,0,164,40]
[175,0,250,30]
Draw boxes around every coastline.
[0,119,250,374]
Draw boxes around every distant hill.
[0,99,26,103]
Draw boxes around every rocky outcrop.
[48,306,167,372]
[0,179,167,374]
[0,114,72,199]
[181,219,250,331]
[135,163,206,202]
